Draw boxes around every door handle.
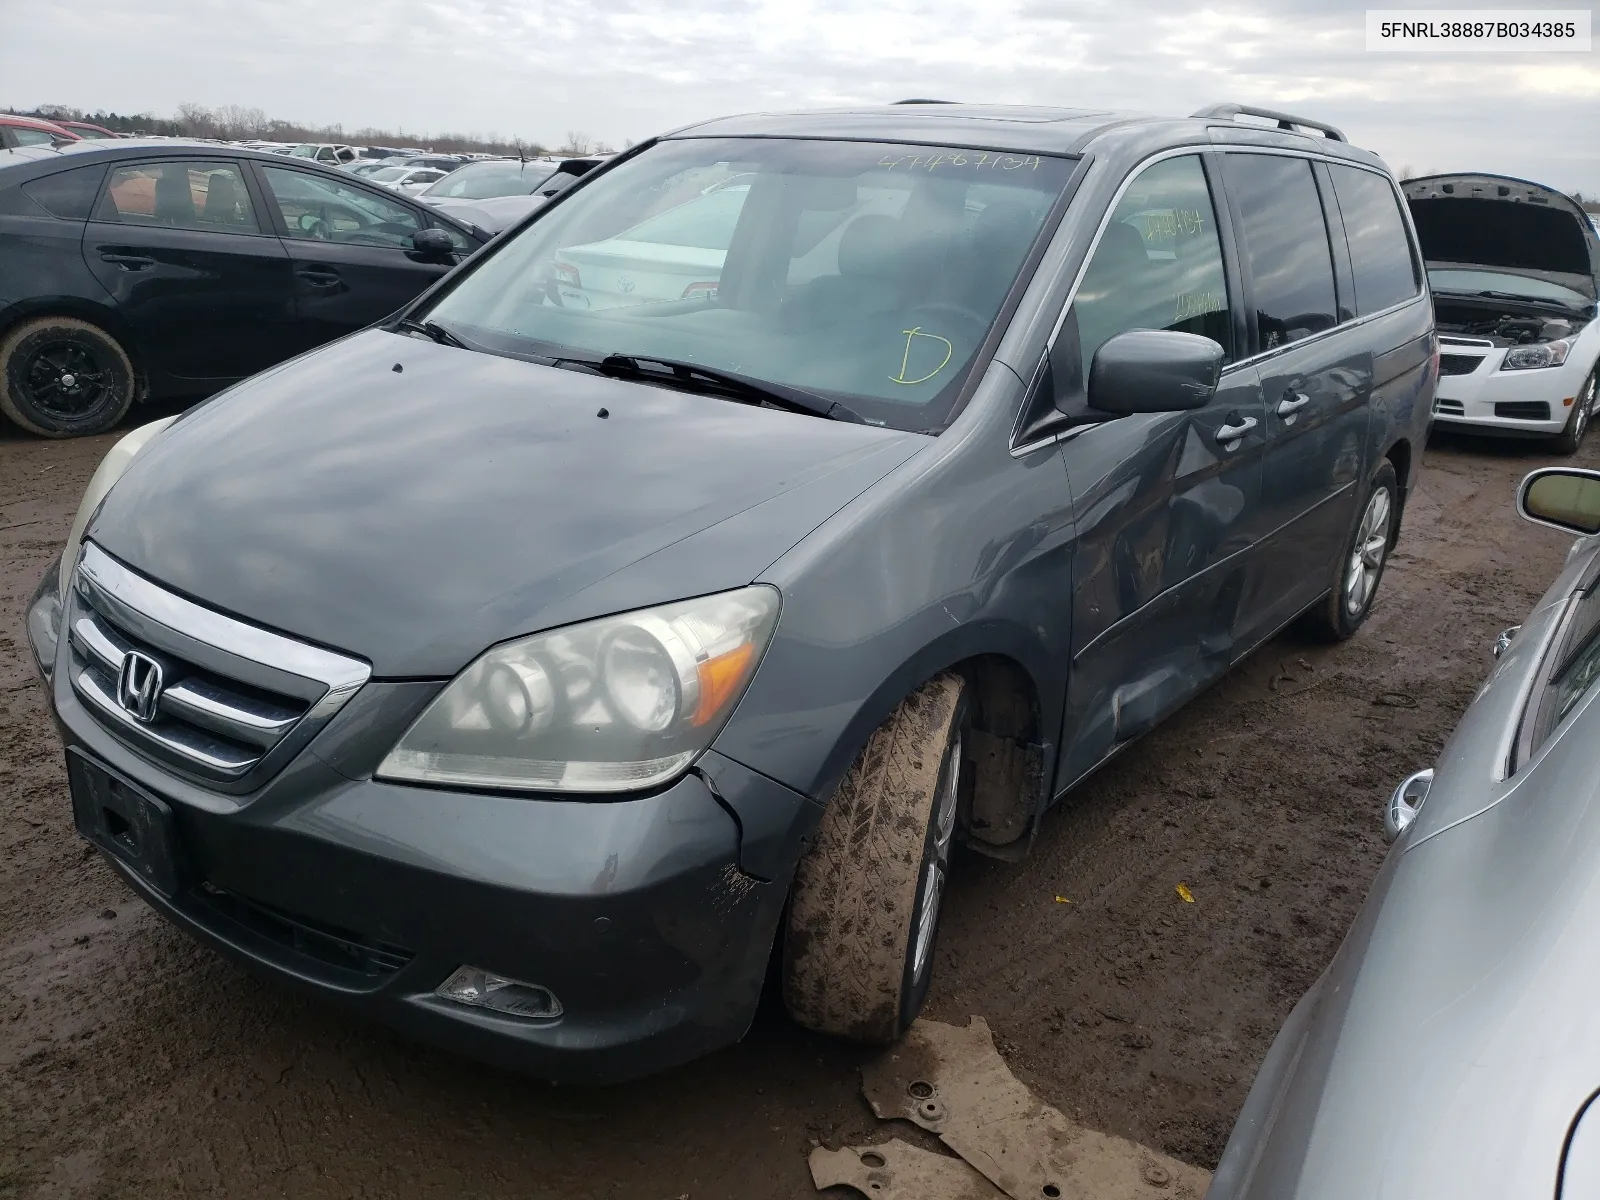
[1215,416,1258,444]
[1276,392,1311,417]
[295,267,341,286]
[99,252,155,271]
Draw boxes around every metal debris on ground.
[809,1139,1004,1199]
[1175,883,1195,904]
[810,1016,1209,1200]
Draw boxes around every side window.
[1070,154,1234,384]
[1221,154,1338,351]
[21,165,106,220]
[98,161,260,233]
[1327,164,1420,315]
[11,128,60,147]
[261,166,422,248]
[1521,586,1600,765]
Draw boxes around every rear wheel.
[1307,460,1398,641]
[1551,369,1597,456]
[0,317,136,438]
[783,673,967,1042]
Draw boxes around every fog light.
[436,966,562,1018]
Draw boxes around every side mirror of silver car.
[1518,468,1600,536]
[1385,768,1435,843]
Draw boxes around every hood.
[421,194,543,236]
[1405,173,1600,299]
[87,330,921,676]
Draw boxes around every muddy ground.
[2,412,1593,1199]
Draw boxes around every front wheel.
[1307,460,1398,641]
[0,317,136,438]
[783,674,967,1042]
[1551,369,1597,456]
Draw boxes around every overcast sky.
[5,0,1598,193]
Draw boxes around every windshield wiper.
[395,316,472,349]
[1436,288,1577,310]
[550,353,866,424]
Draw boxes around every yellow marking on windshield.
[890,327,954,385]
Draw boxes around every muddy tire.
[0,317,136,438]
[1551,368,1596,456]
[1306,460,1399,642]
[783,673,967,1042]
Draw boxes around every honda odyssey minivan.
[27,101,1436,1081]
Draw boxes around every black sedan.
[0,140,482,437]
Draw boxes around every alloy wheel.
[1344,487,1392,617]
[910,735,961,983]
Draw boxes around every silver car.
[1209,466,1600,1199]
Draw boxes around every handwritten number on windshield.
[877,152,1044,172]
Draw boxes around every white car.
[551,176,920,311]
[367,165,451,195]
[288,143,361,167]
[1406,174,1600,453]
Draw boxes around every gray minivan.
[26,101,1436,1081]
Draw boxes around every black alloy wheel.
[0,317,136,438]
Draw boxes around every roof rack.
[1191,103,1347,143]
[893,98,956,105]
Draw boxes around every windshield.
[369,167,409,182]
[1428,267,1589,308]
[290,145,318,158]
[424,137,1074,431]
[423,160,557,199]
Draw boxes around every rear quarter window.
[1327,165,1420,315]
[20,164,107,220]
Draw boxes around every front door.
[1217,152,1369,643]
[253,164,456,352]
[81,158,295,384]
[1050,152,1267,789]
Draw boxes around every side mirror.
[1518,468,1600,536]
[1086,330,1223,416]
[411,227,456,256]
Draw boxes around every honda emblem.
[116,652,165,723]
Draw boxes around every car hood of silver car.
[84,330,923,677]
[1214,532,1600,1200]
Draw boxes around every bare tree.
[175,102,219,138]
[561,130,595,155]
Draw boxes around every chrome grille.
[1434,398,1465,416]
[67,543,369,790]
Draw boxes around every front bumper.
[27,568,808,1084]
[1432,346,1587,435]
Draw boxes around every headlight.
[58,416,179,596]
[376,586,779,793]
[1501,340,1571,371]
